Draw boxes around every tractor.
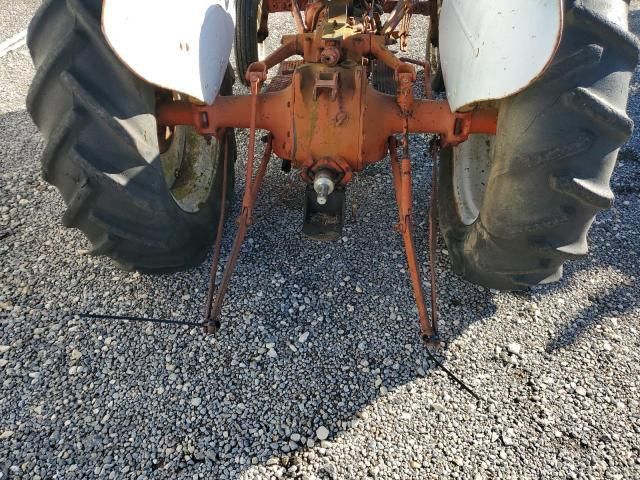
[26,0,638,338]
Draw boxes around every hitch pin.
[313,170,335,205]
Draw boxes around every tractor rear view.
[26,0,638,338]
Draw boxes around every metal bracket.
[313,70,340,100]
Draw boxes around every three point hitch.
[155,0,498,342]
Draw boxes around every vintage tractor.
[26,0,637,338]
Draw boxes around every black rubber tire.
[26,0,236,273]
[438,0,638,290]
[427,43,444,94]
[235,0,264,87]
[427,1,444,93]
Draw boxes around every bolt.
[313,170,336,206]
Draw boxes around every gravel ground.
[0,0,40,44]
[1,3,640,479]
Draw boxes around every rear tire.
[27,0,236,273]
[427,1,444,93]
[427,42,444,94]
[234,0,266,87]
[438,0,638,290]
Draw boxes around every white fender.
[440,0,563,112]
[102,0,235,105]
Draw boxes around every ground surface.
[1,2,639,479]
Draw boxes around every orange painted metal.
[154,0,500,340]
[291,0,306,33]
[264,0,310,13]
[203,74,273,332]
[157,80,496,179]
[158,31,497,176]
[389,137,435,339]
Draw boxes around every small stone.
[0,345,10,354]
[0,359,8,368]
[290,433,301,442]
[319,462,337,479]
[70,349,82,361]
[409,460,420,469]
[316,426,329,441]
[431,403,446,413]
[298,332,309,343]
[191,397,202,407]
[267,348,277,358]
[507,343,522,355]
[355,286,363,293]
[0,431,14,439]
[575,386,587,396]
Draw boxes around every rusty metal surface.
[264,0,309,13]
[291,0,306,33]
[265,60,303,93]
[204,75,273,332]
[389,137,436,339]
[427,138,440,340]
[152,0,498,339]
[157,72,496,173]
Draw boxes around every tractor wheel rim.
[160,125,219,214]
[452,134,494,226]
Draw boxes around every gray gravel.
[0,0,40,44]
[1,3,640,479]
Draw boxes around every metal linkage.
[203,73,273,333]
[152,0,497,342]
[389,137,437,340]
[428,137,440,336]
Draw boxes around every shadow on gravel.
[538,7,640,353]
[544,283,637,353]
[540,149,640,352]
[0,104,500,477]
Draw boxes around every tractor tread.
[571,3,640,65]
[543,44,604,84]
[550,176,614,210]
[40,110,83,182]
[438,0,637,290]
[88,232,119,257]
[62,177,94,228]
[26,0,235,272]
[562,87,633,143]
